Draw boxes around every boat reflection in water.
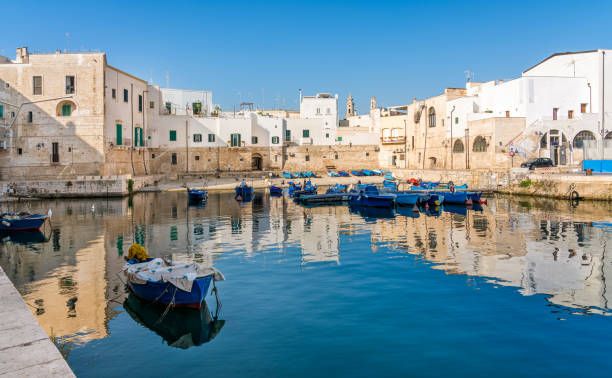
[349,204,396,220]
[123,294,224,349]
[0,230,48,245]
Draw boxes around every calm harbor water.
[1,192,612,377]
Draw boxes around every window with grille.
[193,134,202,142]
[65,76,75,94]
[33,76,42,95]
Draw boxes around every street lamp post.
[450,106,455,170]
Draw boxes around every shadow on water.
[123,294,224,349]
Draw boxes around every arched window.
[573,130,596,149]
[56,100,76,117]
[428,107,436,127]
[473,136,488,152]
[453,139,464,153]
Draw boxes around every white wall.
[104,66,148,147]
[300,93,338,124]
[286,118,336,145]
[161,88,213,116]
[446,76,590,138]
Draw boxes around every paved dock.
[0,265,75,377]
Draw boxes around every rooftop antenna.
[165,70,170,88]
[149,69,153,84]
[464,70,473,82]
[65,32,70,53]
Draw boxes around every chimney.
[15,47,29,63]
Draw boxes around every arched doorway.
[251,153,262,170]
[452,139,464,153]
[428,157,437,168]
[472,136,488,152]
[573,130,596,148]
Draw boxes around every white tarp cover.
[123,258,225,292]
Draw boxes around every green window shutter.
[140,128,144,147]
[0,105,3,118]
[116,124,122,145]
[337,136,343,141]
[62,104,71,116]
[285,129,291,140]
[302,129,309,138]
[208,134,215,142]
[170,130,177,141]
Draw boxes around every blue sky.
[2,0,612,115]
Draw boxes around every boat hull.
[128,275,212,309]
[349,195,395,208]
[187,189,208,201]
[434,191,468,204]
[235,186,254,196]
[0,216,47,231]
[395,193,420,206]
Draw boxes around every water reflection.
[124,295,224,349]
[0,192,611,352]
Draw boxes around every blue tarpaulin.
[582,160,612,173]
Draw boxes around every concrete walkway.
[0,266,75,377]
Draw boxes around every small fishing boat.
[382,179,398,190]
[351,170,364,176]
[235,184,254,197]
[370,170,382,176]
[298,193,350,205]
[0,212,50,231]
[361,169,373,176]
[187,188,208,202]
[337,171,350,177]
[433,190,468,204]
[349,185,395,208]
[326,184,347,193]
[282,171,293,178]
[394,192,421,206]
[327,171,339,177]
[269,186,283,196]
[123,257,225,309]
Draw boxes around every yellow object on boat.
[128,243,150,261]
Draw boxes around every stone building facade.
[0,47,106,179]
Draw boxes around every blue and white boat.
[235,185,254,197]
[394,192,421,206]
[123,258,225,310]
[349,185,395,208]
[269,186,283,196]
[433,191,468,204]
[0,212,49,231]
[326,184,347,193]
[187,188,208,202]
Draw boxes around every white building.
[160,88,213,116]
[446,49,612,166]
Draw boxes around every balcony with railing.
[380,136,406,144]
